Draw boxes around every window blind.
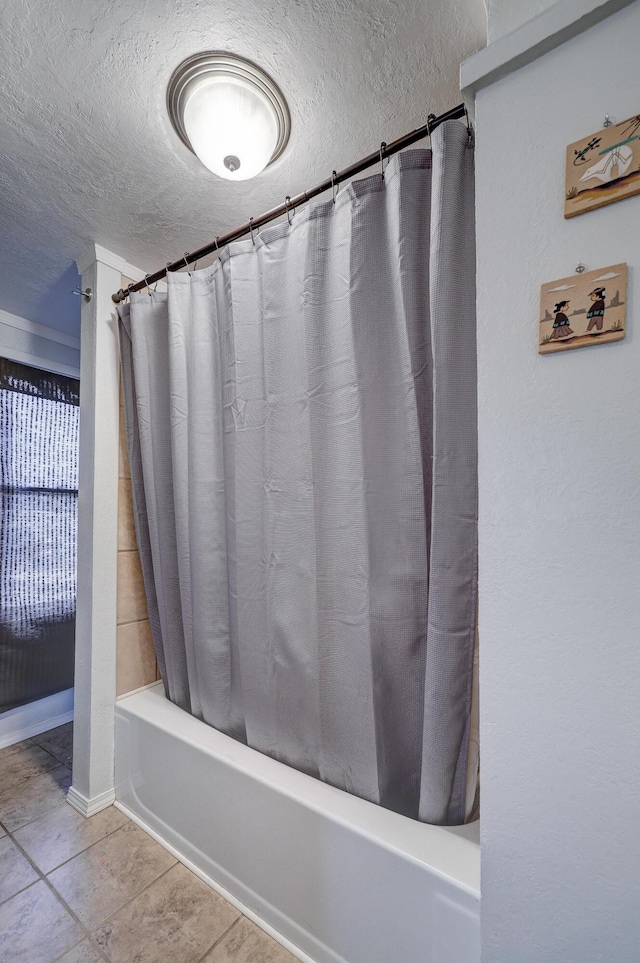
[0,358,79,713]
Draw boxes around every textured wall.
[116,276,158,696]
[475,4,640,960]
[0,0,486,336]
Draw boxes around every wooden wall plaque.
[539,263,627,354]
[565,115,640,218]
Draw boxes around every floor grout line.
[194,915,243,963]
[1,724,74,757]
[0,767,72,832]
[43,819,133,875]
[34,743,73,768]
[90,859,179,937]
[1,726,296,963]
[2,780,174,913]
[0,757,70,780]
[6,824,113,962]
[43,822,186,950]
[0,875,40,910]
[50,934,111,963]
[0,744,69,795]
[0,729,114,961]
[0,766,70,830]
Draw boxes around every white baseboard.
[114,801,313,963]
[0,689,74,749]
[67,785,116,818]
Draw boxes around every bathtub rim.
[115,681,480,899]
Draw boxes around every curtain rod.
[112,103,467,304]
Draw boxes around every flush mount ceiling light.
[167,52,290,181]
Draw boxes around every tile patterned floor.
[0,723,299,963]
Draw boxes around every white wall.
[485,0,557,40]
[68,245,146,818]
[475,2,640,960]
[0,307,80,377]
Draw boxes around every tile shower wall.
[116,276,159,697]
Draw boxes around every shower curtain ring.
[183,252,191,275]
[144,273,153,296]
[285,196,293,225]
[249,217,255,244]
[331,170,338,204]
[380,142,386,179]
[215,236,220,254]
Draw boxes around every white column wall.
[470,2,640,960]
[69,245,145,817]
[67,252,121,815]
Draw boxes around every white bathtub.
[114,683,480,963]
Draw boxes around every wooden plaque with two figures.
[539,263,627,355]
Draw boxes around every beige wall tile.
[116,282,152,693]
[117,550,148,624]
[118,403,131,479]
[118,479,137,551]
[117,620,157,696]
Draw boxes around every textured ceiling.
[0,0,486,336]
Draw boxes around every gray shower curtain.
[119,121,477,825]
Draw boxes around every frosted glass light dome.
[167,53,290,181]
